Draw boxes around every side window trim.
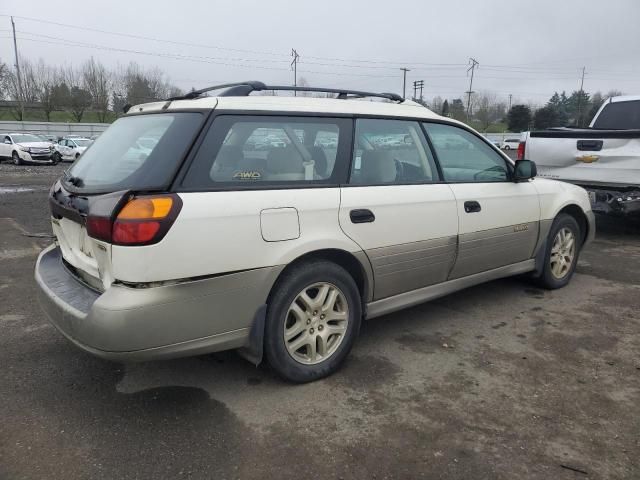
[422,121,514,184]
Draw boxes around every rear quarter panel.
[111,189,361,283]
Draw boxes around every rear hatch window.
[64,112,203,193]
[592,100,640,129]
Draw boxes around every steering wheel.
[474,165,506,181]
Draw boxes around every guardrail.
[0,121,109,138]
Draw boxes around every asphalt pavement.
[0,162,638,479]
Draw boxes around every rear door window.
[349,119,438,185]
[181,115,351,189]
[66,113,203,193]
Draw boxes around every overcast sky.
[2,0,639,106]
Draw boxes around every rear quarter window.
[181,115,351,189]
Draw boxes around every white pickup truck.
[521,95,640,217]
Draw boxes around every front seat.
[211,145,243,180]
[308,146,328,178]
[359,150,396,184]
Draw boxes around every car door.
[339,118,458,300]
[423,122,540,279]
[0,135,11,158]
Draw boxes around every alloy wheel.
[550,227,576,279]
[283,282,349,365]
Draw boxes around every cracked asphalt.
[1,162,638,479]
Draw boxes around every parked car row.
[0,132,99,165]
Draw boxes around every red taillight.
[112,221,161,244]
[86,194,182,246]
[86,216,113,243]
[517,141,526,160]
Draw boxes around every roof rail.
[167,81,404,102]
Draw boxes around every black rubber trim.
[530,129,640,139]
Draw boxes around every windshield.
[592,100,640,129]
[74,139,91,147]
[12,134,42,143]
[65,112,203,193]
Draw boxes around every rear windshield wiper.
[62,171,84,188]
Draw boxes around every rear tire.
[264,260,362,383]
[535,213,581,289]
[12,151,22,166]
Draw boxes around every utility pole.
[508,93,513,111]
[400,67,410,99]
[291,49,300,96]
[10,16,25,121]
[465,57,479,120]
[413,80,424,103]
[576,66,586,126]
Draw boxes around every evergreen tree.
[507,105,531,132]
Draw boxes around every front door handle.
[464,201,482,213]
[350,209,375,224]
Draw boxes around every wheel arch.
[557,203,589,245]
[267,248,373,306]
[239,247,372,367]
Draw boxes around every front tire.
[535,214,581,289]
[264,260,362,383]
[12,151,22,166]
[52,152,62,164]
[504,145,511,150]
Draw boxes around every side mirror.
[4,139,11,144]
[514,159,537,182]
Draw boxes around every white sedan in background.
[53,137,92,162]
[0,133,55,165]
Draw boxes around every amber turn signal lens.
[117,197,173,220]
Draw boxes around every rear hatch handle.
[577,139,603,151]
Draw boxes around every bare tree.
[473,91,497,131]
[0,59,10,100]
[62,65,91,122]
[2,57,42,119]
[34,59,59,121]
[83,57,112,122]
[428,96,442,113]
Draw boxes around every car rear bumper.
[35,244,281,361]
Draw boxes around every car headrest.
[267,146,304,174]
[360,149,396,184]
[215,145,243,170]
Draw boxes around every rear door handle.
[350,209,375,224]
[464,201,481,213]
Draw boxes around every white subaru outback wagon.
[35,81,595,382]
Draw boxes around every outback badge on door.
[513,223,529,232]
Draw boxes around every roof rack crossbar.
[166,81,404,102]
